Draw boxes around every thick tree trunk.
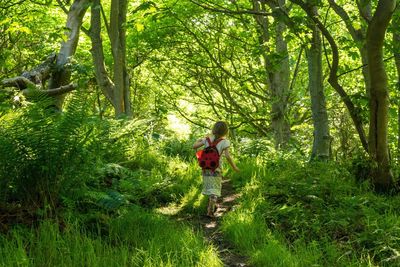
[271,3,290,149]
[253,0,290,149]
[307,5,330,161]
[360,48,371,97]
[48,0,90,110]
[392,11,400,161]
[366,0,396,190]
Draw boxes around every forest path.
[189,179,248,267]
[158,178,249,266]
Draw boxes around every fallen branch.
[22,83,77,97]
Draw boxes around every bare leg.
[207,194,218,217]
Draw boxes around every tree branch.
[338,55,395,78]
[2,76,36,89]
[356,0,372,23]
[41,83,77,96]
[22,83,77,97]
[2,53,56,89]
[189,0,273,16]
[328,0,363,42]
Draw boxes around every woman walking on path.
[193,121,240,217]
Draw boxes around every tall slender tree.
[307,4,330,160]
[290,0,368,152]
[90,0,131,117]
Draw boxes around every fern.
[97,190,126,210]
[0,91,106,207]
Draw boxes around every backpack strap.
[205,137,212,147]
[206,137,223,147]
[206,137,224,157]
[213,138,223,147]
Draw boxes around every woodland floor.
[1,178,250,266]
[167,179,249,267]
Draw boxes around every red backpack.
[196,137,223,172]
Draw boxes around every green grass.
[4,122,400,267]
[218,157,400,267]
[0,206,222,267]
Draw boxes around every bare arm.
[224,147,240,172]
[193,138,204,150]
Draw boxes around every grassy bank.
[220,157,400,266]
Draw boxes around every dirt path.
[158,178,249,266]
[191,179,248,267]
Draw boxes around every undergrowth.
[0,95,215,266]
[0,206,222,267]
[220,156,400,266]
[4,97,400,266]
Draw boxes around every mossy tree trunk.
[252,0,290,149]
[307,4,330,161]
[393,10,400,162]
[366,0,396,190]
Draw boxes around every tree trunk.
[110,0,130,117]
[90,0,130,117]
[253,0,290,149]
[120,0,131,117]
[358,0,372,97]
[271,0,290,149]
[48,0,90,110]
[291,0,369,152]
[307,5,330,161]
[89,0,115,104]
[392,10,400,162]
[366,0,396,190]
[328,0,371,148]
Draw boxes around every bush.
[0,94,151,211]
[0,95,98,206]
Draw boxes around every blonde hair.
[212,121,229,139]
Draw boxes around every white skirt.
[202,173,222,197]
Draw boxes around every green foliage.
[220,156,400,266]
[3,0,400,265]
[161,137,195,161]
[61,136,203,221]
[0,1,65,79]
[0,207,222,267]
[238,137,276,159]
[0,94,93,205]
[0,93,153,210]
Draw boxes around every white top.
[202,135,230,172]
